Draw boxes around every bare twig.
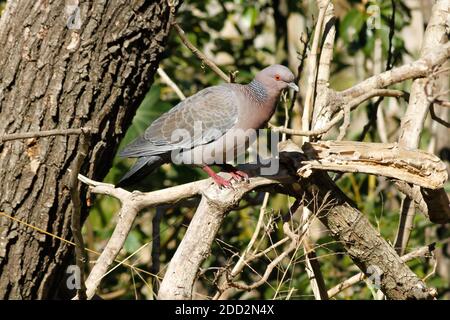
[0,127,95,143]
[393,181,429,217]
[81,201,140,299]
[157,67,186,100]
[173,22,230,83]
[303,237,329,299]
[270,110,344,136]
[302,0,330,135]
[68,132,91,300]
[0,211,159,279]
[272,89,405,137]
[430,104,450,128]
[315,0,335,91]
[311,0,336,130]
[226,223,301,291]
[341,42,450,100]
[337,105,350,141]
[300,140,448,190]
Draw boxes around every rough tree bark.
[0,0,176,299]
[280,141,435,300]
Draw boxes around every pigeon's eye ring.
[274,74,281,81]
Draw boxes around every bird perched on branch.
[117,64,298,188]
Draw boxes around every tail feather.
[116,155,167,188]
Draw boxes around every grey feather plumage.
[119,86,239,158]
[117,64,297,187]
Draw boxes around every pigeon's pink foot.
[211,174,234,189]
[223,165,249,182]
[202,166,233,189]
[228,170,249,182]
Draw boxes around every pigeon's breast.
[234,83,278,130]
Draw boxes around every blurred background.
[2,0,449,299]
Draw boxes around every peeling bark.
[395,0,449,254]
[279,140,435,300]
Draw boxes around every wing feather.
[120,85,239,158]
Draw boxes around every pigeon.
[117,64,298,188]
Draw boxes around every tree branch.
[0,127,95,143]
[341,42,450,101]
[395,0,449,255]
[157,176,289,299]
[327,242,438,298]
[302,0,330,133]
[78,170,290,299]
[157,67,186,100]
[173,22,230,83]
[280,140,436,299]
[68,132,90,300]
[225,223,301,292]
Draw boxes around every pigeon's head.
[255,64,299,93]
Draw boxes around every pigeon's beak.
[288,82,299,92]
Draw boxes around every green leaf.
[340,9,365,44]
[124,230,143,254]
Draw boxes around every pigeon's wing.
[120,85,239,158]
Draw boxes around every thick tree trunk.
[0,0,175,299]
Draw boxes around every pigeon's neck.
[244,80,269,104]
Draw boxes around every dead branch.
[157,177,289,299]
[394,0,449,255]
[214,199,312,299]
[300,141,448,191]
[68,132,90,300]
[173,22,230,83]
[77,170,290,300]
[0,127,95,143]
[272,89,405,137]
[75,136,448,299]
[270,110,343,136]
[157,67,186,100]
[225,223,301,292]
[327,242,437,298]
[430,104,450,128]
[302,0,330,133]
[280,140,436,299]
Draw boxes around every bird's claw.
[229,170,249,183]
[212,175,234,189]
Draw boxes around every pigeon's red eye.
[274,74,281,81]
